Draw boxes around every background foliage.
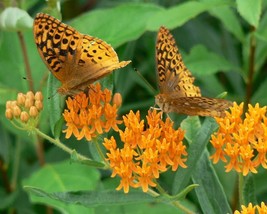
[0,0,266,213]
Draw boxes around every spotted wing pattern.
[155,26,232,117]
[33,13,131,95]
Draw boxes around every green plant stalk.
[34,128,89,161]
[10,137,22,191]
[238,172,244,207]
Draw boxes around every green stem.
[154,179,166,195]
[34,128,88,161]
[238,173,244,206]
[172,200,195,214]
[10,137,22,191]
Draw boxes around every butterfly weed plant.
[1,1,267,214]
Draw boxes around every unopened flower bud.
[35,91,43,101]
[11,101,17,107]
[25,98,34,109]
[35,100,43,111]
[13,106,21,117]
[17,93,26,105]
[5,108,13,120]
[26,91,34,100]
[20,111,29,123]
[6,101,12,109]
[29,106,39,118]
[112,93,122,107]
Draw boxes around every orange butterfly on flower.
[33,13,131,95]
[155,26,232,117]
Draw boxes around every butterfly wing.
[155,26,232,117]
[155,94,232,117]
[156,26,201,97]
[33,13,131,95]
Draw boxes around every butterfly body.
[155,26,232,117]
[34,13,131,95]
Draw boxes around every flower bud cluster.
[5,91,43,123]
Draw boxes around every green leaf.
[243,174,257,205]
[184,45,237,76]
[181,116,201,144]
[192,150,232,214]
[23,161,100,213]
[251,78,267,105]
[172,117,218,194]
[0,7,33,31]
[70,3,163,48]
[236,0,262,28]
[47,73,65,136]
[147,1,232,30]
[209,6,245,42]
[24,188,159,207]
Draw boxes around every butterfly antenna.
[134,68,157,94]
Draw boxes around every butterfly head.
[155,94,171,113]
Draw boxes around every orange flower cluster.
[210,102,267,175]
[103,109,187,193]
[5,91,43,124]
[63,83,122,141]
[234,202,267,214]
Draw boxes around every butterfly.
[155,26,232,117]
[33,13,131,95]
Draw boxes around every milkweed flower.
[210,102,267,175]
[62,83,122,141]
[233,202,267,214]
[103,109,187,193]
[5,91,43,127]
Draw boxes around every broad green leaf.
[172,117,218,194]
[23,161,100,213]
[243,174,257,205]
[70,3,163,48]
[251,78,267,105]
[25,188,158,207]
[192,150,232,214]
[236,0,262,28]
[181,116,201,144]
[147,1,232,30]
[209,6,245,42]
[185,45,237,76]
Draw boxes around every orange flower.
[103,109,187,193]
[210,102,267,176]
[234,202,267,214]
[63,83,122,141]
[234,203,256,214]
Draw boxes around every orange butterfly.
[33,13,131,95]
[155,26,232,117]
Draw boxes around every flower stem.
[34,128,88,161]
[10,137,22,191]
[238,172,244,206]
